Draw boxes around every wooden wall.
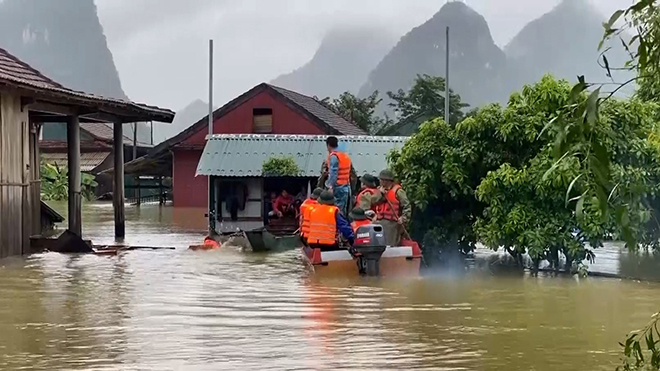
[0,92,31,258]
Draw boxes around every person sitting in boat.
[349,207,371,233]
[269,190,295,218]
[307,190,354,251]
[355,174,381,212]
[300,188,323,243]
[374,169,412,247]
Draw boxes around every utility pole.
[445,26,450,126]
[207,39,214,235]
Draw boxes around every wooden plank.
[67,115,82,236]
[22,110,30,254]
[0,93,4,258]
[113,122,125,238]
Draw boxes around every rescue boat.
[301,224,423,277]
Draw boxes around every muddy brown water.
[1,202,660,370]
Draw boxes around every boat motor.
[352,224,387,276]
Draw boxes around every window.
[253,108,273,133]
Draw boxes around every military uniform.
[374,170,411,246]
[355,174,381,212]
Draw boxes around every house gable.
[181,88,326,147]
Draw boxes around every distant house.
[40,122,152,197]
[122,83,366,208]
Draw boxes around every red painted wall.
[172,89,327,208]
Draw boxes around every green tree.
[321,91,394,134]
[387,74,469,126]
[388,75,660,267]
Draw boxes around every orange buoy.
[189,237,221,251]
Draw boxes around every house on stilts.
[0,47,174,258]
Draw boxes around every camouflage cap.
[378,169,395,181]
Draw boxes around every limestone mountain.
[504,0,634,96]
[0,0,153,143]
[271,26,396,99]
[358,2,509,116]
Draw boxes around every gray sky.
[95,0,629,111]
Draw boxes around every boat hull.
[245,229,301,253]
[301,241,422,277]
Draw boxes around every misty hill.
[271,26,396,98]
[504,0,633,95]
[358,2,509,115]
[153,100,211,144]
[0,0,153,144]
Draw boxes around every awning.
[196,134,408,177]
[41,152,110,173]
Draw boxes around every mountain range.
[0,0,634,141]
[273,0,633,117]
[271,26,396,99]
[0,0,152,144]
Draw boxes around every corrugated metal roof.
[42,152,110,173]
[196,134,407,177]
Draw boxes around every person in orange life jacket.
[356,174,381,212]
[307,190,354,251]
[374,169,412,247]
[300,188,323,244]
[325,136,352,216]
[349,207,372,233]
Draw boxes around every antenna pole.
[445,26,450,126]
[208,39,214,235]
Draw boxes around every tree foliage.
[389,75,660,267]
[387,74,469,126]
[262,156,301,177]
[321,91,394,134]
[41,162,98,202]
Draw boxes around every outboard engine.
[352,224,387,276]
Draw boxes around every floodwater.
[1,202,660,370]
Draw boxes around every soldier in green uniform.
[373,169,412,246]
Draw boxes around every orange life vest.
[299,199,318,237]
[351,219,371,233]
[376,184,402,221]
[327,151,351,186]
[356,188,377,209]
[307,204,339,245]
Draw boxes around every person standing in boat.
[325,136,352,216]
[300,188,323,244]
[355,174,381,213]
[374,169,411,247]
[307,190,354,251]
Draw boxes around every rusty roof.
[148,83,366,155]
[80,123,151,147]
[268,85,366,135]
[42,152,111,173]
[0,47,174,123]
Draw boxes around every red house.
[138,83,366,208]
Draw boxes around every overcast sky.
[94,0,629,112]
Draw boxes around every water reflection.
[0,203,659,370]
